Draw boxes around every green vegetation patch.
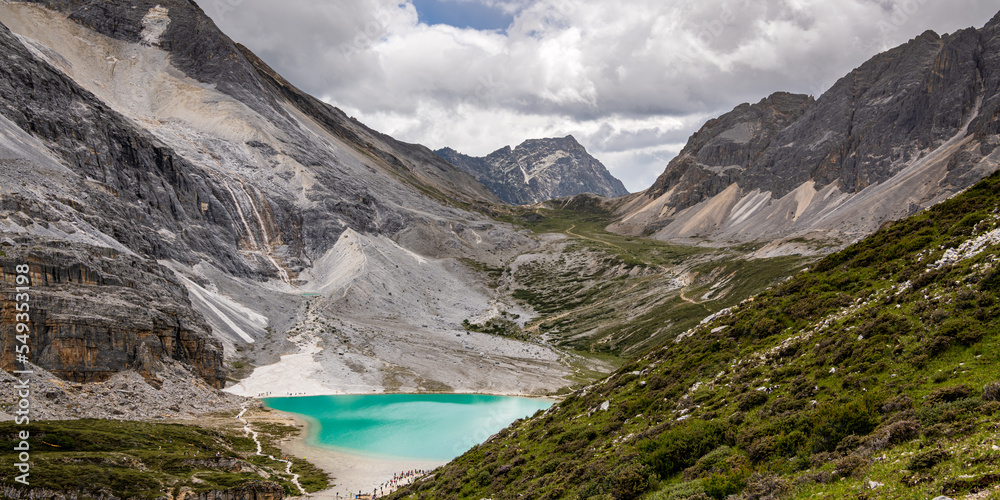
[388,171,1000,499]
[0,418,330,499]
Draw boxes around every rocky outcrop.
[0,237,225,388]
[438,135,630,205]
[0,486,123,500]
[643,92,814,212]
[0,16,286,279]
[613,14,1000,246]
[0,363,245,421]
[174,481,285,500]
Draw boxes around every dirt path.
[564,224,628,252]
[237,405,306,496]
[677,277,712,312]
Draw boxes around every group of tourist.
[334,469,429,499]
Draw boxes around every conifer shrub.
[808,399,879,453]
[642,420,729,478]
[737,391,768,411]
[980,268,1000,293]
[702,469,748,499]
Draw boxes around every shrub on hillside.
[647,374,671,391]
[833,454,869,477]
[808,399,879,453]
[912,269,943,290]
[856,313,912,340]
[907,449,950,471]
[868,420,921,450]
[937,317,984,346]
[739,473,789,500]
[702,469,748,500]
[980,268,1000,292]
[917,396,982,428]
[642,420,728,478]
[737,391,768,411]
[923,335,953,356]
[683,446,737,481]
[731,317,784,339]
[610,462,654,500]
[834,434,865,455]
[746,436,775,463]
[647,480,710,500]
[984,382,1000,402]
[880,395,913,414]
[926,385,973,405]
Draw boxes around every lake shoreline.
[266,393,554,497]
[273,408,445,498]
[238,388,565,400]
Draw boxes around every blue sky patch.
[411,0,515,32]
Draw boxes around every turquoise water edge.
[264,393,552,460]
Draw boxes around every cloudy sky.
[205,0,998,192]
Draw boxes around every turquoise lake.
[264,394,552,460]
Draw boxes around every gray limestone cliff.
[0,0,527,396]
[438,135,630,205]
[613,16,1000,248]
[0,238,225,388]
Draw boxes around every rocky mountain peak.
[518,135,585,154]
[644,91,814,204]
[0,0,524,398]
[613,12,1000,246]
[488,145,515,158]
[438,136,630,205]
[989,10,1000,28]
[917,29,941,42]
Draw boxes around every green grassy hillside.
[389,171,1000,500]
[0,412,330,499]
[478,197,810,359]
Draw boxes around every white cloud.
[204,0,999,192]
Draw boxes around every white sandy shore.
[275,410,446,499]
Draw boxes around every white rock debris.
[141,5,170,45]
[929,222,1000,269]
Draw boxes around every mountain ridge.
[438,135,630,205]
[610,18,1000,250]
[390,155,1000,500]
[0,0,564,401]
[1,3,1000,499]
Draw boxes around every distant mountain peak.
[612,13,1000,246]
[437,137,630,205]
[989,10,1000,28]
[0,0,518,401]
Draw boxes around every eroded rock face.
[438,135,630,205]
[0,17,284,279]
[0,238,225,388]
[0,0,539,401]
[615,14,1000,246]
[174,481,285,500]
[644,92,814,212]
